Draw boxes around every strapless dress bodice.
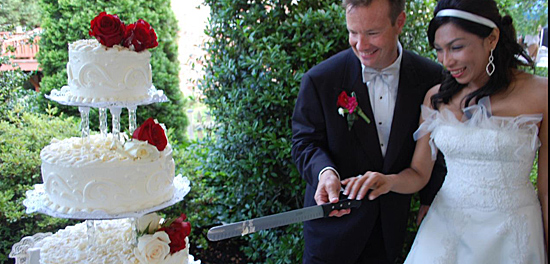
[415,97,543,211]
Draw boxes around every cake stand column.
[86,220,97,248]
[109,107,123,141]
[130,217,139,247]
[128,106,137,136]
[99,108,109,137]
[78,106,90,139]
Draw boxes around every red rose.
[337,91,358,114]
[123,19,159,52]
[132,118,168,151]
[89,12,126,47]
[159,214,191,254]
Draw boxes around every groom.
[291,0,446,263]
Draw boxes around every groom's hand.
[315,170,351,217]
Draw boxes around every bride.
[342,0,548,262]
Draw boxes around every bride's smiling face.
[433,23,496,88]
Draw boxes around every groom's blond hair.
[342,0,405,25]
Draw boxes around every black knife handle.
[321,199,362,217]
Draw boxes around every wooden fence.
[0,29,41,72]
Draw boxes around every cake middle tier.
[40,134,176,215]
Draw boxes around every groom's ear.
[395,11,406,32]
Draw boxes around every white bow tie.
[362,67,398,88]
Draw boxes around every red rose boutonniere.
[89,12,158,52]
[132,118,168,151]
[337,91,371,131]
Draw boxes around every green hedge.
[192,1,348,262]
[0,62,81,262]
[0,110,83,263]
[37,0,188,142]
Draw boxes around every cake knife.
[207,198,361,241]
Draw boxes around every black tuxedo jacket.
[292,48,446,263]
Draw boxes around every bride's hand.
[342,172,394,200]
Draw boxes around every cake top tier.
[69,39,152,58]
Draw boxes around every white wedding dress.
[404,97,547,264]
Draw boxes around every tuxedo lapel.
[383,51,424,172]
[342,51,384,171]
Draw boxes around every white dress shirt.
[362,42,402,157]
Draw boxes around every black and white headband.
[436,9,498,29]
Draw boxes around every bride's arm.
[343,124,436,200]
[343,88,438,200]
[537,87,548,252]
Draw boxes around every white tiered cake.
[12,12,198,264]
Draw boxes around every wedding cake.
[11,12,199,264]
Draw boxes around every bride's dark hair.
[427,0,533,110]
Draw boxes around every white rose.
[134,232,171,264]
[163,245,189,264]
[123,140,160,161]
[137,213,162,234]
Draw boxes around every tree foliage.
[402,0,438,60]
[0,0,41,31]
[498,0,548,36]
[194,0,348,262]
[0,59,81,263]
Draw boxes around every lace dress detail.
[405,97,547,264]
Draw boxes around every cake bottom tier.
[10,219,201,264]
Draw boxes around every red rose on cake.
[89,12,158,52]
[89,12,126,47]
[159,213,192,253]
[133,118,168,151]
[123,19,159,52]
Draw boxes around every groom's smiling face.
[346,0,405,70]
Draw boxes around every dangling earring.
[486,49,495,76]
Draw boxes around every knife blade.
[207,199,361,241]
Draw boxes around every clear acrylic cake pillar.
[109,107,122,141]
[78,106,90,139]
[86,220,97,249]
[128,107,137,137]
[99,108,108,137]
